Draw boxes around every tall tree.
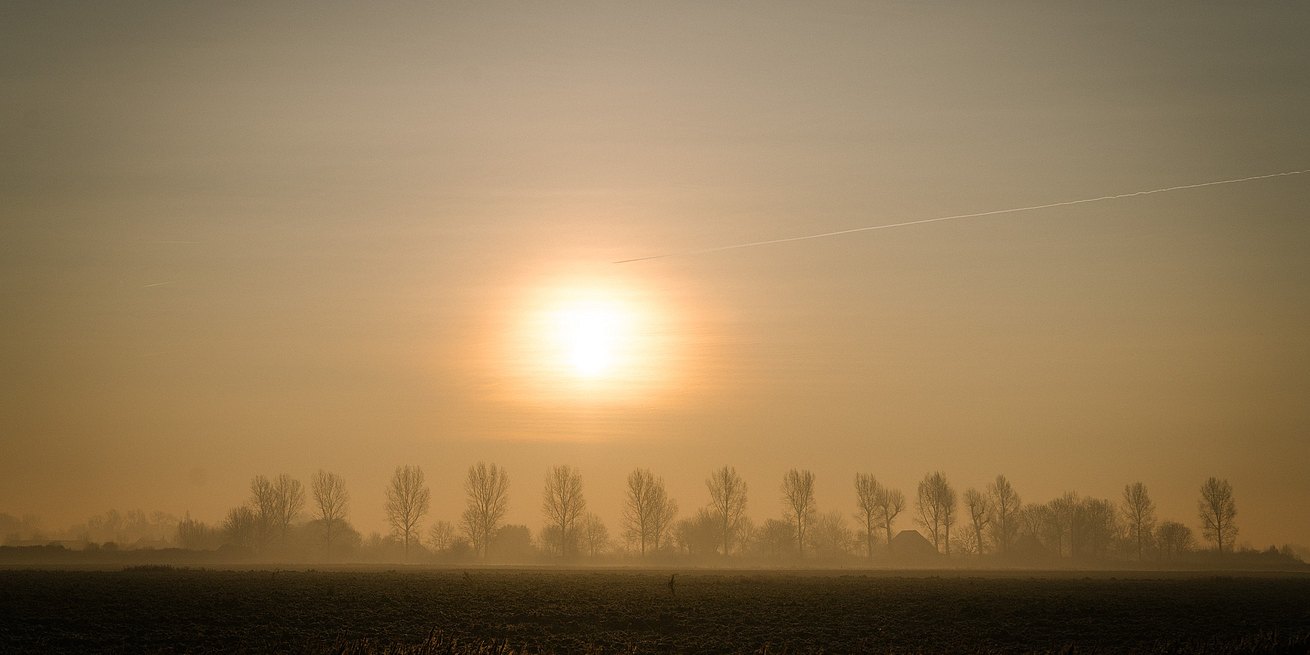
[1120,482,1155,561]
[312,470,349,548]
[987,475,1020,555]
[272,474,304,542]
[622,468,677,556]
[648,480,678,553]
[1197,477,1237,555]
[249,475,278,549]
[916,472,957,554]
[582,512,609,557]
[781,469,817,558]
[875,485,906,546]
[462,462,510,558]
[854,473,883,559]
[385,465,430,560]
[541,465,586,557]
[963,488,993,556]
[706,466,749,557]
[1047,492,1079,558]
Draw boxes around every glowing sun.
[550,300,631,379]
[504,276,675,402]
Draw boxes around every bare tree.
[272,474,304,542]
[706,466,748,557]
[1074,497,1117,559]
[854,473,882,559]
[622,468,677,556]
[312,470,349,547]
[222,506,257,550]
[249,475,278,548]
[1016,502,1056,555]
[1047,492,1079,558]
[810,510,853,558]
[176,514,216,550]
[541,465,586,557]
[648,481,678,553]
[916,472,957,555]
[623,468,654,555]
[582,512,609,557]
[988,475,1020,555]
[462,462,509,558]
[1120,482,1155,561]
[756,518,793,558]
[1198,477,1237,555]
[674,508,721,557]
[963,488,993,556]
[1156,520,1194,559]
[875,486,906,546]
[385,465,430,560]
[781,469,817,558]
[427,520,455,552]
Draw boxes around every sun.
[501,274,677,403]
[550,300,631,379]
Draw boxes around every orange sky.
[2,3,1308,549]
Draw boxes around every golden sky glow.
[1,2,1308,549]
[501,274,681,407]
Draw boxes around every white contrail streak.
[614,169,1309,263]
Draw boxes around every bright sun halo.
[550,301,630,379]
[505,275,676,404]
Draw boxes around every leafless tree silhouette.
[875,485,906,547]
[222,506,257,550]
[249,475,278,548]
[647,481,677,553]
[385,465,430,560]
[1074,497,1117,559]
[706,466,748,557]
[427,520,455,552]
[781,469,816,558]
[963,488,993,556]
[674,508,721,557]
[1198,477,1237,555]
[542,465,586,557]
[622,468,677,556]
[462,462,509,558]
[582,512,609,557]
[271,474,304,543]
[854,473,883,559]
[1121,482,1155,561]
[312,470,349,548]
[810,510,853,558]
[1047,492,1078,558]
[1157,520,1194,558]
[916,472,956,554]
[988,475,1020,556]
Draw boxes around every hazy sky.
[3,2,1308,548]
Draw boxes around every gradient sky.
[3,2,1308,548]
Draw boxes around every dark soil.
[2,568,1308,653]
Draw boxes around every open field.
[2,568,1309,653]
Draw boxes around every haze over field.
[3,3,1308,551]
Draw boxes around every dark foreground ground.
[2,568,1309,653]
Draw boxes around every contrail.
[141,281,176,288]
[614,169,1309,263]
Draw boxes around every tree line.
[144,463,1277,566]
